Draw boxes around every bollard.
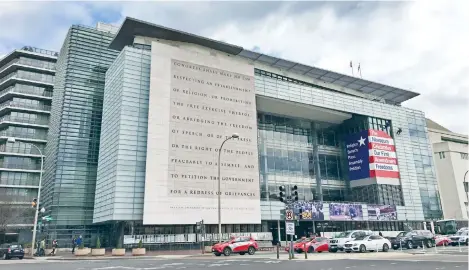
[276,243,280,259]
[434,241,438,253]
[422,241,425,252]
[400,239,403,252]
[459,240,462,252]
[376,243,379,253]
[304,243,308,259]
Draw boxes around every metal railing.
[0,131,47,140]
[0,163,41,170]
[0,115,49,126]
[20,46,58,57]
[0,85,52,98]
[0,101,51,112]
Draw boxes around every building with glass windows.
[40,23,119,246]
[43,18,444,246]
[0,46,57,243]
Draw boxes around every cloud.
[1,1,467,133]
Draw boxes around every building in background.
[90,17,442,245]
[41,23,119,246]
[427,118,469,220]
[0,46,57,243]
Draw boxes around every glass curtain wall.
[257,112,346,203]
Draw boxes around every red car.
[211,236,258,256]
[295,237,329,253]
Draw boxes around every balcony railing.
[0,145,44,156]
[0,131,47,140]
[0,85,53,98]
[0,58,56,74]
[0,163,41,170]
[0,101,51,112]
[0,115,49,126]
[0,71,54,86]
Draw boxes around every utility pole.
[279,185,299,260]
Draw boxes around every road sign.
[286,221,295,235]
[285,210,294,220]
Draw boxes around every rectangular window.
[438,152,445,159]
[461,153,468,160]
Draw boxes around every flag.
[350,61,353,68]
[358,63,361,72]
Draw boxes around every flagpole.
[358,63,362,78]
[350,61,354,76]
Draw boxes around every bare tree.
[0,203,35,233]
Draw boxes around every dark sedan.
[0,244,25,260]
[388,230,434,250]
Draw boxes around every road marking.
[240,263,250,266]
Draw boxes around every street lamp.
[217,133,239,243]
[464,170,469,217]
[7,137,44,257]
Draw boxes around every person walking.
[71,236,76,253]
[76,235,83,249]
[51,239,58,255]
[39,238,46,256]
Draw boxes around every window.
[464,182,468,193]
[438,152,445,159]
[461,153,468,160]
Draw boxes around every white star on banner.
[358,136,366,146]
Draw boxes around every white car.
[344,235,391,253]
[449,228,469,246]
[328,230,372,252]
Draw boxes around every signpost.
[286,221,295,259]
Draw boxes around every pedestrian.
[379,231,383,237]
[51,239,58,255]
[40,238,46,256]
[76,235,83,249]
[71,236,76,253]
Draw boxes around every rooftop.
[0,46,58,68]
[110,17,420,105]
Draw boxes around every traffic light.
[31,198,37,208]
[291,185,298,201]
[279,185,286,202]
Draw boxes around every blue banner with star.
[344,130,370,180]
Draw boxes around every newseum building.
[60,18,442,245]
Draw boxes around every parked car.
[211,236,258,256]
[449,228,469,246]
[328,230,372,252]
[344,235,391,253]
[0,243,24,260]
[434,235,450,246]
[388,230,434,250]
[294,237,329,253]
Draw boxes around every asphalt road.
[0,258,467,270]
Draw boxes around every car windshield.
[396,232,407,237]
[354,236,368,241]
[336,231,352,238]
[295,238,310,243]
[315,237,326,242]
[456,230,469,236]
[405,231,416,237]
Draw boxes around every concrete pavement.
[0,257,467,270]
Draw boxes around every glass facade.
[94,46,151,223]
[0,46,56,233]
[42,25,118,244]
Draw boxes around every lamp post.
[7,138,44,257]
[464,170,469,217]
[217,133,239,243]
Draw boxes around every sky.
[0,1,468,134]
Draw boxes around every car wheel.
[223,248,232,256]
[329,249,337,253]
[425,240,432,248]
[406,241,413,249]
[359,245,366,253]
[308,246,314,253]
[466,239,469,246]
[382,244,389,252]
[19,256,23,260]
[248,246,256,255]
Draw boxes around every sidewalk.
[28,250,205,261]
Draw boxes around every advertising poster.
[367,204,397,221]
[292,201,324,221]
[329,203,363,221]
[345,130,371,180]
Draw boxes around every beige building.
[427,119,469,220]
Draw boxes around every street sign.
[286,221,295,235]
[285,210,294,221]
